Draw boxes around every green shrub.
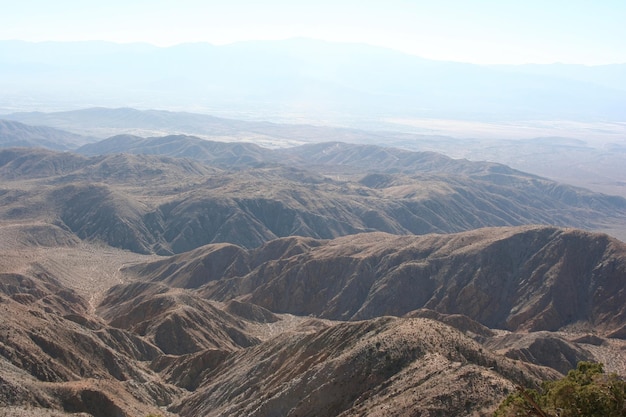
[495,361,626,417]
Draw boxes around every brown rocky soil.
[2,225,625,416]
[2,142,626,416]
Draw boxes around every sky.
[1,0,625,65]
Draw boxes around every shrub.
[495,361,626,417]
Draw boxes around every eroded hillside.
[1,142,625,255]
[1,137,626,416]
[2,225,625,416]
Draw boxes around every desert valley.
[2,7,626,412]
[1,107,626,416]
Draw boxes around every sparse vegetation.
[495,362,626,417]
[1,131,626,416]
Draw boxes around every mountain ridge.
[120,226,626,337]
[2,39,626,122]
[5,107,626,203]
[0,119,94,150]
[2,201,625,415]
[2,143,626,254]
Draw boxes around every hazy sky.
[1,0,625,65]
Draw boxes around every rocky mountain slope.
[2,135,626,415]
[127,226,626,338]
[0,223,612,417]
[1,142,625,255]
[2,224,624,416]
[168,317,554,417]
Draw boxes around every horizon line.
[2,37,624,67]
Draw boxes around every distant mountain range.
[1,39,625,122]
[1,135,625,254]
[1,106,412,148]
[4,107,626,202]
[0,119,93,150]
[2,115,626,415]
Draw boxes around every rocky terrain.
[181,227,626,336]
[1,130,625,416]
[1,224,625,416]
[1,138,625,255]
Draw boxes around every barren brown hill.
[169,317,558,417]
[0,239,562,417]
[0,235,302,416]
[1,223,625,416]
[484,331,596,375]
[123,226,626,337]
[1,145,625,254]
[98,282,261,354]
[2,138,626,416]
[0,244,177,416]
